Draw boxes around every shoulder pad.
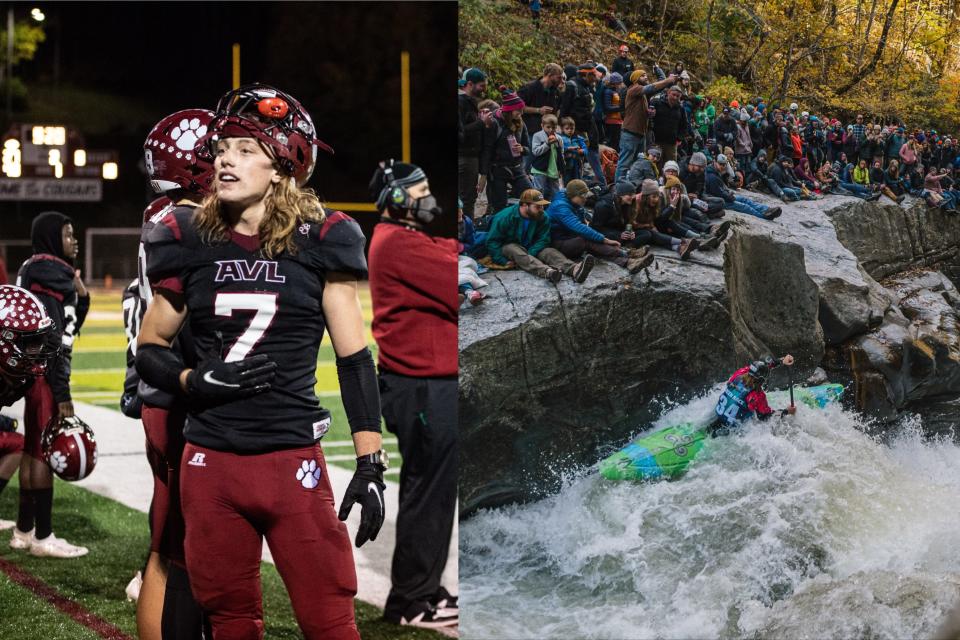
[144,206,199,284]
[296,210,368,278]
[18,255,75,298]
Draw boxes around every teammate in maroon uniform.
[127,108,215,640]
[368,161,459,628]
[136,84,385,640]
[0,285,60,530]
[12,212,90,558]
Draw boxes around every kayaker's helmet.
[748,356,777,386]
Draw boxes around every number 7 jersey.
[144,206,368,453]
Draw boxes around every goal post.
[84,227,141,287]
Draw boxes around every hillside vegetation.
[460,0,960,129]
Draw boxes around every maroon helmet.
[0,284,59,379]
[208,84,333,186]
[143,195,174,225]
[143,109,216,196]
[42,415,97,481]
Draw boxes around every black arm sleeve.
[32,290,72,404]
[135,344,186,396]
[75,293,90,335]
[335,347,381,434]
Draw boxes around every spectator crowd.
[458,44,960,304]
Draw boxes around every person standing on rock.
[548,180,649,274]
[486,188,595,283]
[710,355,795,436]
[615,69,678,183]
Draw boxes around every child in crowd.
[458,198,487,306]
[559,116,587,184]
[531,114,564,201]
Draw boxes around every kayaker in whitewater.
[710,355,795,436]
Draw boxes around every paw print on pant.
[170,117,208,151]
[296,459,322,489]
[49,451,67,474]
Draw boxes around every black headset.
[376,160,410,218]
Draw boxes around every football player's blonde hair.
[194,145,326,259]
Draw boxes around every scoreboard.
[0,125,119,202]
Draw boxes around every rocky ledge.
[459,192,960,515]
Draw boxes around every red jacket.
[368,221,458,378]
[728,366,773,418]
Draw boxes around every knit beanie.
[640,179,659,196]
[614,181,636,197]
[608,72,623,85]
[663,160,680,174]
[499,86,525,112]
[663,176,682,190]
[689,152,708,167]
[630,70,644,83]
[565,179,590,199]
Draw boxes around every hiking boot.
[698,235,721,251]
[545,268,562,284]
[866,192,881,201]
[763,206,782,220]
[780,193,791,203]
[572,254,595,283]
[711,220,732,240]
[627,246,650,260]
[626,252,655,274]
[677,238,698,260]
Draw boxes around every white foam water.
[460,387,960,639]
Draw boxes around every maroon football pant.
[180,442,358,640]
[0,430,24,457]
[141,404,188,565]
[22,376,55,459]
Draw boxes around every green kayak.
[599,384,844,481]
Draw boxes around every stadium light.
[73,149,86,166]
[102,162,118,180]
[30,7,44,22]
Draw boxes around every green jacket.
[485,203,552,265]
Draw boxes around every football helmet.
[143,195,174,225]
[208,83,333,186]
[42,415,97,481]
[0,285,59,379]
[143,109,216,196]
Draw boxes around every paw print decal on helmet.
[296,459,322,489]
[171,117,208,152]
[49,450,68,474]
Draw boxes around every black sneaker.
[545,268,562,284]
[763,206,782,220]
[432,586,458,612]
[387,601,458,629]
[572,254,595,283]
[711,220,732,240]
[698,235,720,251]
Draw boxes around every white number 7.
[215,292,278,362]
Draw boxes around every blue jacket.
[548,191,606,243]
[704,165,735,202]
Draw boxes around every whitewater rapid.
[460,386,960,639]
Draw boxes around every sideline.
[0,557,133,640]
[2,399,458,609]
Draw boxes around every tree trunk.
[857,0,880,68]
[705,0,715,81]
[837,0,900,95]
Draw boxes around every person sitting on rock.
[486,188,594,284]
[883,159,908,204]
[705,155,782,220]
[662,161,730,241]
[625,180,698,260]
[710,354,795,436]
[657,176,729,250]
[548,179,648,274]
[626,146,661,188]
[679,151,726,217]
[768,156,805,202]
[589,181,655,271]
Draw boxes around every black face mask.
[410,195,442,224]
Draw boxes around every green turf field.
[0,286,434,639]
[72,288,401,474]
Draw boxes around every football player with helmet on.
[127,108,214,640]
[0,285,60,531]
[367,161,459,628]
[136,84,383,639]
[12,212,90,559]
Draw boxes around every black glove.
[0,414,18,433]
[337,460,386,547]
[185,336,277,403]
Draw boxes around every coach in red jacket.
[367,161,459,629]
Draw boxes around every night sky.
[2,1,457,276]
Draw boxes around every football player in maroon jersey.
[129,108,216,640]
[0,285,60,531]
[12,213,90,558]
[136,85,384,640]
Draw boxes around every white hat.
[789,102,798,110]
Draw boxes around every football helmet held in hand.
[42,415,97,481]
[0,285,60,379]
